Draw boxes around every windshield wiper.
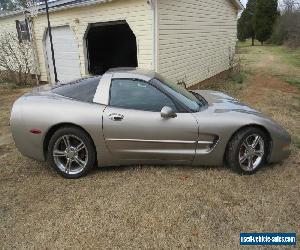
[190,91,208,106]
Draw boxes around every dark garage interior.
[86,21,138,75]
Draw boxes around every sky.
[241,0,248,8]
[240,0,300,8]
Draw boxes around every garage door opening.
[86,21,138,75]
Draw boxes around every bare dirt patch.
[0,45,299,249]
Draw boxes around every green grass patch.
[243,69,255,75]
[283,49,300,68]
[293,136,300,149]
[237,41,251,49]
[230,72,244,84]
[237,39,262,48]
[0,80,32,90]
[285,78,300,89]
[268,46,300,68]
[0,82,19,89]
[238,40,300,68]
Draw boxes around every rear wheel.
[225,127,269,174]
[48,127,96,179]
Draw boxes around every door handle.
[109,113,124,121]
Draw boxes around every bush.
[0,32,35,85]
[231,72,244,84]
[270,9,300,48]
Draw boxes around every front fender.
[192,108,291,166]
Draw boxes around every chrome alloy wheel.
[239,134,265,171]
[53,135,88,175]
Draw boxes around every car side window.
[109,79,178,112]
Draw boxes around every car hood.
[194,90,263,116]
[193,89,290,138]
[193,90,290,133]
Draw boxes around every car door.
[102,78,199,164]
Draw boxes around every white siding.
[32,0,153,82]
[157,0,238,87]
[0,14,23,35]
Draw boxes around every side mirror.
[161,106,177,118]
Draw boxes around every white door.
[45,26,81,83]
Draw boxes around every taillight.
[30,129,42,134]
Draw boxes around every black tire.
[47,126,96,179]
[225,127,269,174]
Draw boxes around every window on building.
[16,19,30,42]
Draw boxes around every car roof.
[106,67,156,81]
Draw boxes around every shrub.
[0,32,35,85]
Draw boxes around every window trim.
[108,78,183,113]
[151,78,207,113]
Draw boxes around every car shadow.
[89,164,226,176]
[88,160,286,177]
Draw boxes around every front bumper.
[268,128,292,163]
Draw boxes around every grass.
[229,72,245,84]
[293,136,300,149]
[232,74,243,84]
[269,46,300,68]
[236,39,257,48]
[0,79,34,90]
[237,40,300,67]
[237,40,300,91]
[285,78,300,90]
[237,40,300,65]
[1,45,300,249]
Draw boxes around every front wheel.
[225,127,269,174]
[48,127,96,179]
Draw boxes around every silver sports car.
[10,68,291,178]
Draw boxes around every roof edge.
[0,0,243,19]
[0,10,25,19]
[37,0,113,15]
[231,0,244,10]
[0,0,113,19]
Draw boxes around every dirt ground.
[0,45,299,249]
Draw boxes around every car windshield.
[153,74,202,112]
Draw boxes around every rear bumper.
[10,97,46,162]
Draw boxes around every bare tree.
[0,32,34,85]
[280,0,300,12]
[282,1,300,48]
[271,0,300,47]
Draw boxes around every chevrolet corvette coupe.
[10,68,291,178]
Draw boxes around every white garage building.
[0,0,243,87]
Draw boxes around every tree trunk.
[252,36,255,46]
